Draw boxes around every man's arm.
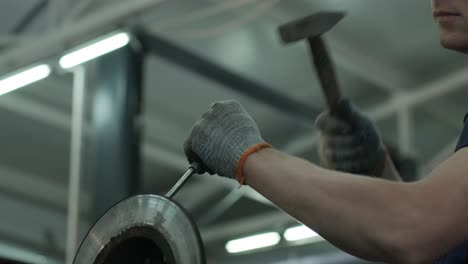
[245,147,468,263]
[184,100,466,263]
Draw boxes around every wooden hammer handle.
[308,37,342,113]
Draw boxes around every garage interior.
[0,0,467,263]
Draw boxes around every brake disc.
[73,194,205,264]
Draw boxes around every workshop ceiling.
[0,0,466,263]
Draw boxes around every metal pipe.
[367,66,468,121]
[397,106,413,156]
[65,66,86,264]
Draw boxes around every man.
[184,0,468,263]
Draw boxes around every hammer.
[278,12,345,114]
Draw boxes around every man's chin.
[440,34,468,53]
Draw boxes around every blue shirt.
[433,114,468,263]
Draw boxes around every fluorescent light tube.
[283,225,323,242]
[0,64,51,96]
[225,232,280,254]
[59,32,130,69]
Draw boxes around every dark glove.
[184,100,271,183]
[315,100,386,176]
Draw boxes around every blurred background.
[0,0,467,263]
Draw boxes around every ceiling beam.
[0,35,33,47]
[0,189,92,263]
[0,233,62,264]
[48,0,66,29]
[0,0,167,75]
[327,35,411,93]
[13,0,49,34]
[366,65,468,121]
[0,92,70,130]
[0,164,91,215]
[197,188,247,226]
[63,0,97,25]
[149,0,253,33]
[139,32,319,122]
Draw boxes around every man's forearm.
[244,148,424,263]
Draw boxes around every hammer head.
[278,12,345,44]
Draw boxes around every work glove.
[184,100,272,184]
[315,100,386,177]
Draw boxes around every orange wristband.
[235,143,272,185]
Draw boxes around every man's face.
[432,0,468,53]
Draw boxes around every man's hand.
[315,100,387,177]
[184,100,271,183]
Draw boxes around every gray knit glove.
[184,100,270,180]
[315,100,386,176]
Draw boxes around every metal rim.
[73,194,205,264]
